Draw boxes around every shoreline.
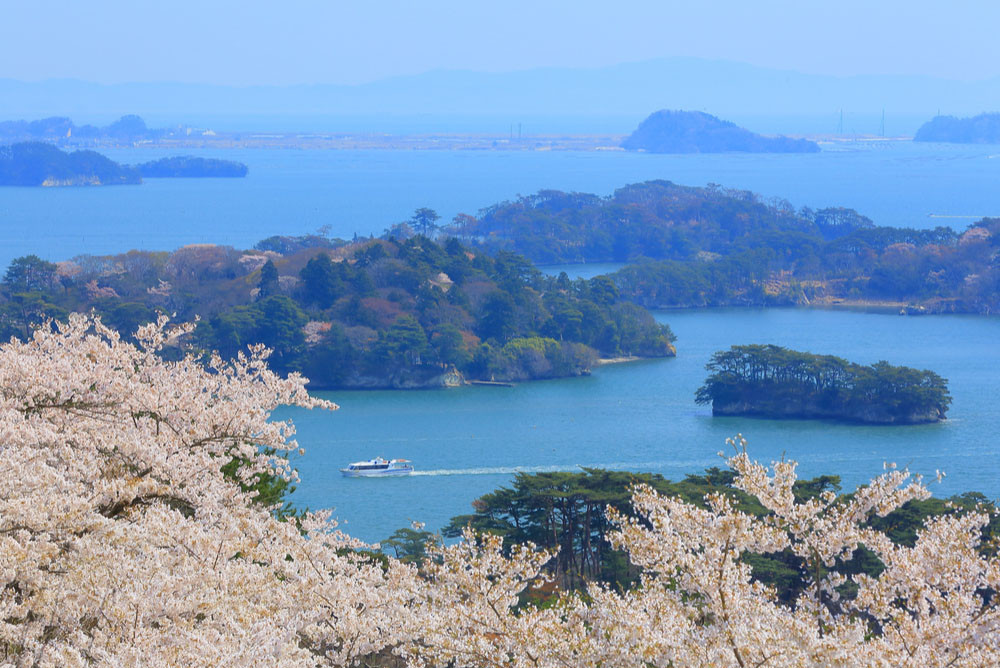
[17,133,630,152]
[595,356,642,365]
[642,301,992,317]
[8,132,912,153]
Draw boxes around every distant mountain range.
[2,58,999,134]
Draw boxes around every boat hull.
[340,467,413,478]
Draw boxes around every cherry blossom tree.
[0,314,417,666]
[410,437,1000,667]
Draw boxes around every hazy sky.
[5,0,999,85]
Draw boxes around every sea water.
[3,141,1000,543]
[1,140,999,269]
[279,308,1000,543]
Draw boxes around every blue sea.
[3,140,1000,543]
[280,307,1000,543]
[1,140,999,269]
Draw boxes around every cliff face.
[711,399,945,425]
[309,365,465,390]
[41,177,103,187]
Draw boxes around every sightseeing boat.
[340,457,414,478]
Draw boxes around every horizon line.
[2,56,998,89]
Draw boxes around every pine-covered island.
[0,234,676,389]
[0,141,248,186]
[695,344,951,424]
[0,141,141,186]
[450,179,1000,314]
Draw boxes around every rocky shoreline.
[711,399,946,425]
[306,352,671,391]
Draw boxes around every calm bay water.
[1,140,1000,269]
[3,140,1000,543]
[280,308,1000,543]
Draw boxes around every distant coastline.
[914,113,1000,144]
[7,131,882,152]
[0,113,901,152]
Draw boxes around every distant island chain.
[3,109,1000,158]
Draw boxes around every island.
[0,141,141,186]
[913,113,1000,144]
[620,110,820,154]
[0,141,249,186]
[448,179,1000,314]
[695,344,951,424]
[135,156,248,178]
[0,230,676,389]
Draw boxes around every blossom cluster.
[0,315,416,666]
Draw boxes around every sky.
[3,0,999,85]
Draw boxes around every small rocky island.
[913,113,1000,144]
[621,110,820,154]
[0,141,248,186]
[696,344,950,424]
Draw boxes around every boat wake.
[410,459,715,477]
[411,465,573,476]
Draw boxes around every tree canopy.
[696,344,952,423]
[0,141,141,186]
[442,178,1000,314]
[0,236,676,389]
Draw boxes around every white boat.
[340,457,414,478]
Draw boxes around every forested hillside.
[0,236,675,388]
[447,179,1000,313]
[448,180,872,263]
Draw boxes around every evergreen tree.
[258,260,279,298]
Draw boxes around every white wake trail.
[411,465,573,476]
[409,459,715,477]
